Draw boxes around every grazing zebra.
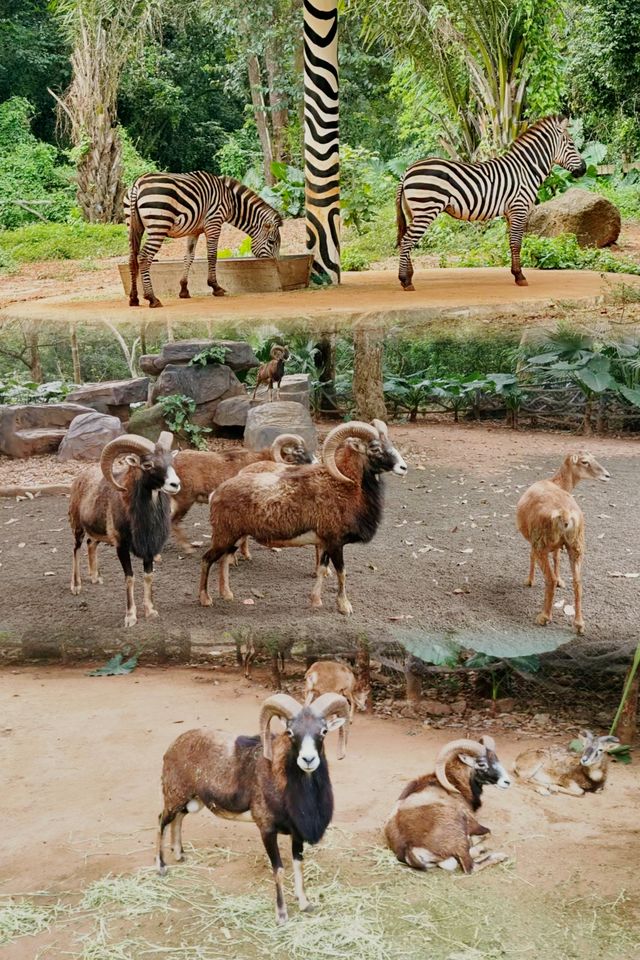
[125,173,282,308]
[396,115,587,291]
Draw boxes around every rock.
[66,378,149,409]
[423,699,453,716]
[532,712,550,725]
[450,698,468,714]
[190,384,247,428]
[494,697,517,714]
[58,412,124,461]
[252,373,311,408]
[155,339,259,373]
[139,355,164,376]
[126,404,168,442]
[526,188,621,247]
[0,403,94,458]
[213,395,251,428]
[152,363,243,407]
[244,401,317,452]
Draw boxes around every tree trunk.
[615,665,638,744]
[248,54,274,186]
[404,656,422,702]
[27,327,42,383]
[353,327,386,421]
[314,332,338,412]
[265,40,289,164]
[70,325,81,383]
[356,635,371,712]
[77,118,124,223]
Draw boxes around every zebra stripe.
[396,115,586,290]
[125,173,282,308]
[303,0,340,284]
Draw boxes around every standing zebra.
[396,115,587,291]
[125,173,282,308]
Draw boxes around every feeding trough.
[118,254,314,299]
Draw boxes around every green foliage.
[0,222,128,264]
[0,375,74,405]
[156,394,211,450]
[188,345,230,367]
[88,652,139,676]
[119,127,158,185]
[0,97,75,228]
[521,234,640,275]
[261,162,305,218]
[395,625,564,670]
[217,122,262,180]
[340,144,396,233]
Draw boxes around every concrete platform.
[2,267,637,334]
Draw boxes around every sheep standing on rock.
[384,736,511,874]
[198,419,407,615]
[68,432,180,626]
[516,451,610,634]
[157,692,350,923]
[252,344,290,401]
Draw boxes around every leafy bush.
[156,394,211,449]
[120,127,158,186]
[0,97,75,229]
[260,162,305,218]
[521,233,640,274]
[341,248,370,271]
[0,376,75,405]
[340,144,396,233]
[0,222,128,264]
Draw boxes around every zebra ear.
[559,116,569,131]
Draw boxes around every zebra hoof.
[179,289,191,299]
[129,298,140,307]
[149,298,164,308]
[213,287,227,298]
[515,277,529,287]
[402,284,415,292]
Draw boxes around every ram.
[514,730,619,796]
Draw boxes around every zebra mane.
[515,114,566,142]
[222,176,282,226]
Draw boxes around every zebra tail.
[395,181,407,249]
[127,182,143,250]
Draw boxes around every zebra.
[396,115,587,291]
[125,172,282,308]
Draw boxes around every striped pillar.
[303,0,340,284]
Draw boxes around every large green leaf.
[392,626,565,666]
[575,365,616,394]
[88,653,138,676]
[618,385,640,408]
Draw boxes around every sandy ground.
[0,665,639,959]
[0,423,638,663]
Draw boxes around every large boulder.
[526,189,621,247]
[58,412,124,461]
[144,340,259,374]
[0,403,94,458]
[66,378,149,408]
[126,404,169,442]
[152,363,244,407]
[252,373,311,409]
[213,396,251,428]
[244,401,316,452]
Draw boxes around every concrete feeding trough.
[118,254,314,298]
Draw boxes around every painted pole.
[303,0,340,284]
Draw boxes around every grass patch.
[0,896,62,944]
[0,222,128,265]
[6,831,637,959]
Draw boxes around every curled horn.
[371,419,389,439]
[310,693,350,759]
[259,694,302,761]
[270,433,306,463]
[100,434,157,490]
[156,431,174,451]
[322,421,379,483]
[270,344,287,359]
[434,738,485,794]
[479,734,496,751]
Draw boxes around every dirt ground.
[0,665,639,959]
[1,424,638,665]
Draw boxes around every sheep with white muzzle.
[68,431,180,626]
[252,344,290,401]
[198,419,407,615]
[157,692,350,923]
[384,735,511,874]
[514,730,619,796]
[170,433,315,553]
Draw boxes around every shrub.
[0,222,128,264]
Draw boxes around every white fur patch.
[186,799,203,813]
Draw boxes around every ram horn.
[270,344,287,359]
[322,421,379,483]
[434,738,486,794]
[371,419,389,439]
[270,433,306,463]
[310,692,350,759]
[156,431,175,451]
[259,694,303,761]
[100,434,157,491]
[479,734,496,752]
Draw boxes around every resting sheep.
[515,451,610,634]
[68,432,180,626]
[171,433,313,552]
[198,419,407,615]
[157,692,349,923]
[384,736,511,873]
[514,730,619,796]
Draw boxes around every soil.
[1,665,638,959]
[1,423,638,664]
